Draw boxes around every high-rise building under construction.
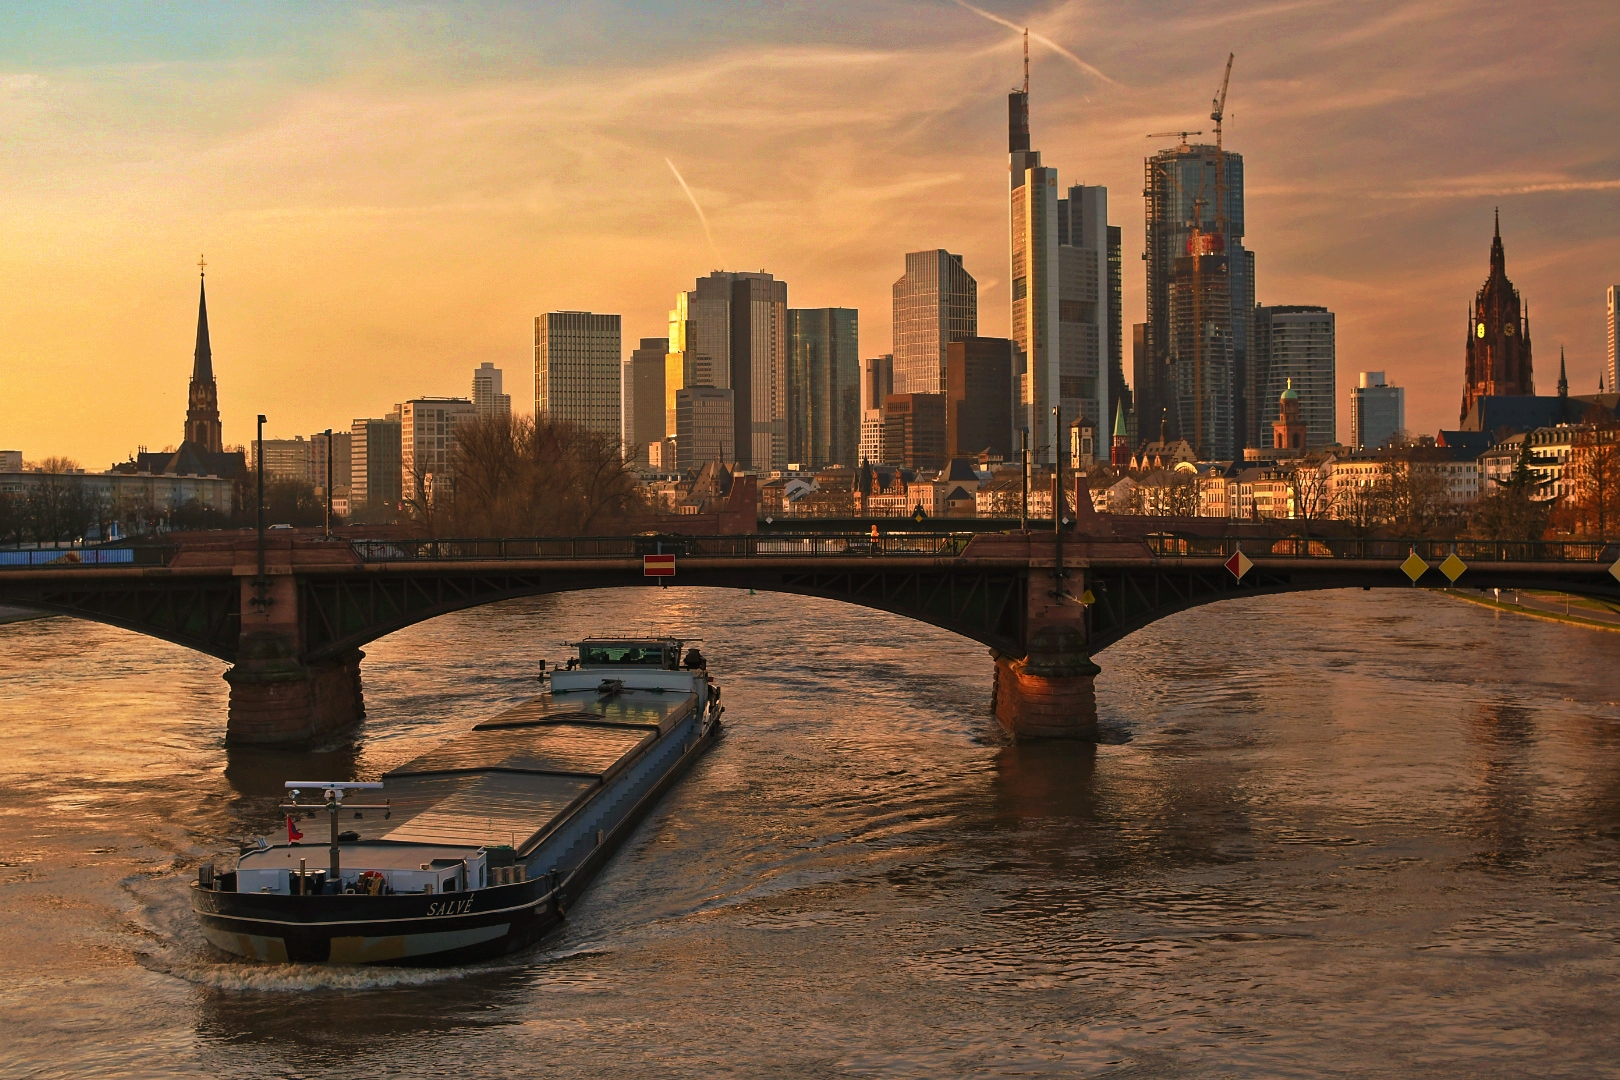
[1008,56,1114,464]
[1141,139,1254,460]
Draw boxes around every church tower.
[1460,210,1534,424]
[184,263,223,453]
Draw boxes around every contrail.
[953,0,1118,87]
[665,158,723,265]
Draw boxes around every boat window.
[580,644,670,667]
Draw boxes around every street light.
[324,428,333,540]
[253,414,268,610]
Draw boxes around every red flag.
[286,815,304,842]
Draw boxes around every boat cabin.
[575,638,685,670]
[234,841,489,896]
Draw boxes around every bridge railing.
[349,532,979,562]
[1144,534,1620,563]
[0,545,177,569]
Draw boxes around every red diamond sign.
[643,553,676,577]
[1225,549,1253,581]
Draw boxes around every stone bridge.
[2,518,1615,746]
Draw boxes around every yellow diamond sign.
[1439,553,1467,583]
[1401,551,1429,583]
[1080,589,1096,605]
[1611,556,1620,585]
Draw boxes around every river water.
[2,587,1619,1078]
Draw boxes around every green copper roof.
[1113,398,1127,436]
[1280,377,1299,401]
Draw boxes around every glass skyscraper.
[1142,141,1254,459]
[787,308,861,468]
[892,250,976,395]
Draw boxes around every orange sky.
[2,0,1617,466]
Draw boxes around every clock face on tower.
[1477,323,1486,338]
[1505,324,1514,336]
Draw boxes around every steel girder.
[299,565,1031,661]
[0,576,240,660]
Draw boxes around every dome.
[1280,378,1299,402]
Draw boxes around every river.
[2,587,1618,1078]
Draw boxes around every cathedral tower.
[185,265,223,453]
[1460,211,1534,424]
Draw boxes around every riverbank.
[1439,588,1620,633]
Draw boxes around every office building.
[1607,285,1618,394]
[252,437,312,482]
[675,387,736,471]
[308,430,351,494]
[945,337,1014,459]
[787,308,860,468]
[882,393,947,472]
[0,451,21,472]
[1105,225,1130,440]
[892,250,976,394]
[666,272,787,470]
[472,363,512,421]
[622,337,668,463]
[859,355,893,464]
[1349,371,1404,451]
[1056,184,1112,444]
[350,416,402,512]
[1142,136,1254,456]
[400,397,477,505]
[1008,71,1117,462]
[1461,212,1534,424]
[1254,305,1335,450]
[535,311,621,440]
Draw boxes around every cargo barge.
[191,637,722,965]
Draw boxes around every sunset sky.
[2,0,1617,467]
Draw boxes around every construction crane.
[1210,53,1234,236]
[1146,130,1203,145]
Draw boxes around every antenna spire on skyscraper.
[1023,27,1029,94]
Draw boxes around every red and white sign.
[1224,549,1253,582]
[643,553,676,578]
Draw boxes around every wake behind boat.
[191,637,722,965]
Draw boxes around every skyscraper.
[859,355,893,464]
[185,270,223,454]
[1254,305,1335,450]
[472,363,512,420]
[1606,285,1618,394]
[535,311,621,440]
[892,250,976,394]
[1461,212,1534,424]
[675,387,736,471]
[1009,69,1115,462]
[624,337,667,463]
[787,308,860,467]
[945,338,1014,460]
[308,430,351,494]
[666,272,787,470]
[1349,371,1404,451]
[1142,137,1253,457]
[1056,184,1111,440]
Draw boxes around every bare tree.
[436,414,646,536]
[1286,458,1332,535]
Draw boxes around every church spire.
[1558,346,1568,398]
[184,257,224,453]
[1490,207,1505,275]
[193,259,213,383]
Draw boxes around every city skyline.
[2,1,1617,465]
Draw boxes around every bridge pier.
[989,533,1103,740]
[223,547,366,747]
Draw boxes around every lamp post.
[324,428,333,540]
[253,414,269,611]
[1053,405,1064,596]
[1020,427,1030,532]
